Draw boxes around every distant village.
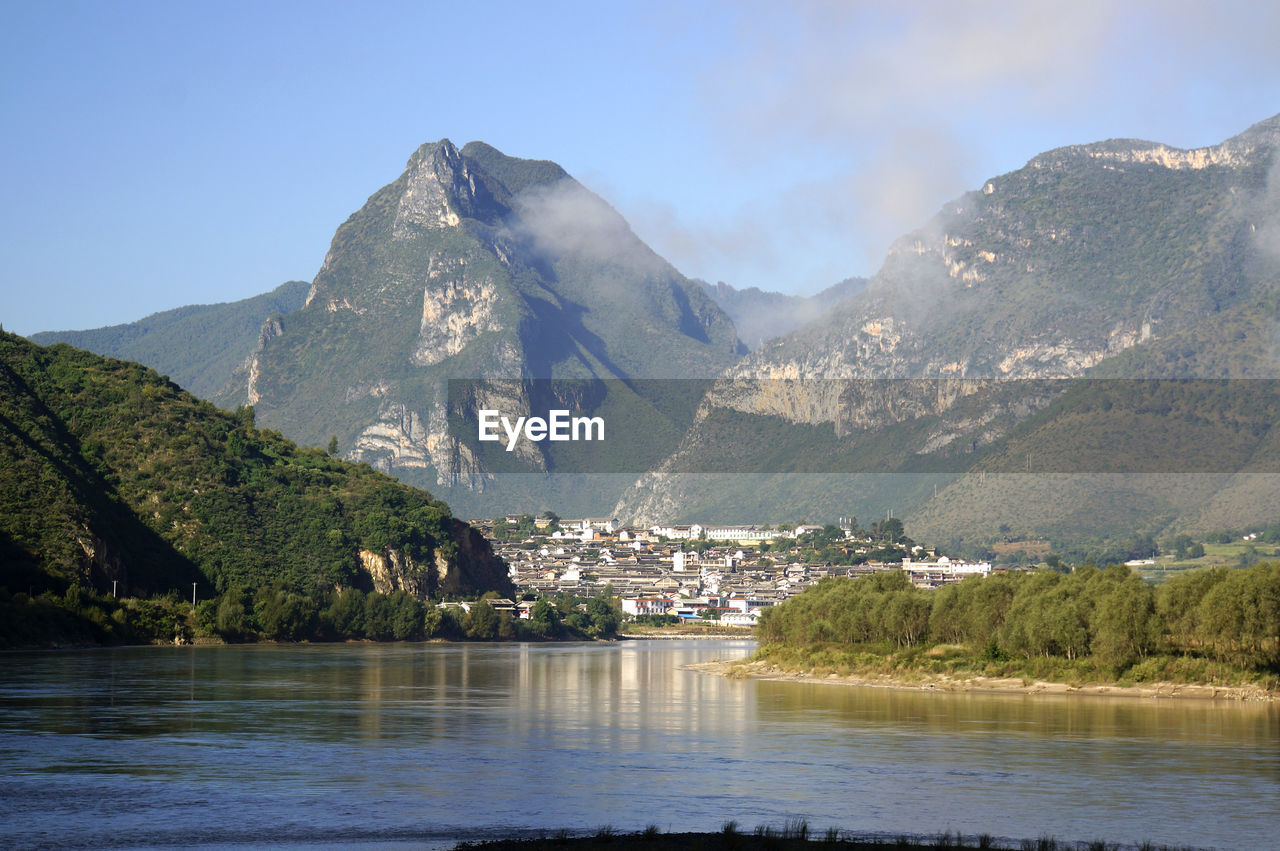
[472,515,992,627]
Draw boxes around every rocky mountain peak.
[1024,112,1280,174]
[394,139,502,235]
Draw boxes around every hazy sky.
[4,0,1280,335]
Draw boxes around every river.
[1,640,1276,849]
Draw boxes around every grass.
[1139,542,1280,581]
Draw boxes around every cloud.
[1253,145,1280,262]
[513,179,662,275]
[687,1,1116,279]
[632,0,1280,292]
[715,1,1112,144]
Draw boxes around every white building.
[621,597,675,616]
[901,556,991,576]
[720,610,761,627]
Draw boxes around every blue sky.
[3,0,1280,336]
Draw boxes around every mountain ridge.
[30,281,310,399]
[613,112,1280,548]
[215,138,744,516]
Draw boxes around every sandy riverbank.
[684,657,1280,701]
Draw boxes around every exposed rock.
[439,518,515,598]
[393,140,490,235]
[245,316,284,405]
[358,547,429,596]
[412,252,504,367]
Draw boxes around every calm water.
[1,640,1277,849]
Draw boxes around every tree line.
[0,583,622,648]
[756,562,1280,673]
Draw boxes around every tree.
[885,591,931,648]
[323,588,366,638]
[466,600,499,640]
[327,435,339,457]
[530,598,561,639]
[422,601,443,637]
[388,590,423,640]
[1089,568,1162,668]
[363,592,394,641]
[253,583,316,641]
[214,590,251,640]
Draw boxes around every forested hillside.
[30,280,309,399]
[0,332,512,639]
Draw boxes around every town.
[472,514,992,627]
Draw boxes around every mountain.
[0,332,511,601]
[30,280,309,399]
[698,277,867,349]
[614,114,1280,550]
[213,140,745,516]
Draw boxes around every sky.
[3,0,1280,336]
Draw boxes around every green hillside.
[30,280,309,399]
[0,333,511,607]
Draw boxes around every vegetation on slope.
[29,280,309,399]
[0,332,512,646]
[753,564,1280,689]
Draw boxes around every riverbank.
[454,827,1201,850]
[618,626,754,640]
[686,657,1280,701]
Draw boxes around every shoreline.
[617,630,754,640]
[685,657,1280,702]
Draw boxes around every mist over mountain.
[698,277,867,349]
[32,115,1280,550]
[615,113,1280,551]
[212,140,744,516]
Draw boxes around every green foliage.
[0,332,511,646]
[1158,562,1280,667]
[30,280,309,399]
[254,583,318,641]
[529,598,562,639]
[759,562,1280,679]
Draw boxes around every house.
[705,525,774,542]
[720,610,761,627]
[621,597,674,617]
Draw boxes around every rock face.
[245,315,284,405]
[219,139,743,514]
[441,518,515,597]
[355,520,514,599]
[614,114,1280,541]
[358,548,429,596]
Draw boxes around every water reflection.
[0,640,1276,849]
